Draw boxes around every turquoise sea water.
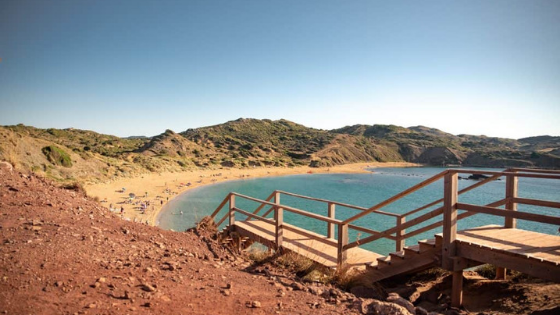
[157,167,559,255]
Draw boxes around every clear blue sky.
[1,0,559,139]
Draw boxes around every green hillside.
[1,119,559,183]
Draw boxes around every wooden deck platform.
[233,220,382,268]
[212,169,560,307]
[436,225,560,282]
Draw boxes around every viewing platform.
[210,168,560,307]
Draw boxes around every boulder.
[355,298,414,315]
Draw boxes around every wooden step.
[366,253,438,282]
[418,239,437,251]
[404,245,421,255]
[376,256,392,266]
[390,250,406,259]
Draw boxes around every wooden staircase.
[217,227,254,252]
[366,238,441,282]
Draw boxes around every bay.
[157,167,559,255]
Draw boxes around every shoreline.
[85,161,420,226]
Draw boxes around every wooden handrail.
[401,172,503,217]
[345,206,445,250]
[508,168,560,174]
[230,192,342,225]
[277,190,400,218]
[347,224,397,241]
[343,170,449,224]
[233,207,275,225]
[453,169,560,180]
[401,199,507,239]
[457,203,560,225]
[210,192,231,219]
[513,197,560,209]
[251,191,277,216]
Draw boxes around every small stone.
[85,303,96,309]
[142,302,152,308]
[55,281,63,287]
[97,277,106,283]
[220,289,231,296]
[251,301,262,308]
[141,284,156,292]
[226,283,233,289]
[291,282,304,291]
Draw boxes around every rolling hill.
[1,119,558,183]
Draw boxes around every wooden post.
[274,192,283,249]
[337,223,348,267]
[442,172,458,270]
[497,171,518,279]
[505,171,518,228]
[327,203,335,239]
[395,216,406,252]
[228,194,235,226]
[451,270,463,307]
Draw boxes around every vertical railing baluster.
[442,171,458,270]
[327,202,335,239]
[274,191,283,249]
[395,216,406,252]
[497,170,519,280]
[337,223,348,267]
[228,193,236,226]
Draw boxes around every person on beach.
[120,206,124,216]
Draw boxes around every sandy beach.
[85,162,419,226]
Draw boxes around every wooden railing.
[210,168,560,267]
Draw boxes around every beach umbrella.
[129,193,136,199]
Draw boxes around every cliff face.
[1,120,559,183]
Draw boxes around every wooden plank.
[514,197,560,209]
[457,203,560,225]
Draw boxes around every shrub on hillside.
[42,145,73,167]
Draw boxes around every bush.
[42,145,73,167]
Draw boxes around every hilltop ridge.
[1,119,559,183]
